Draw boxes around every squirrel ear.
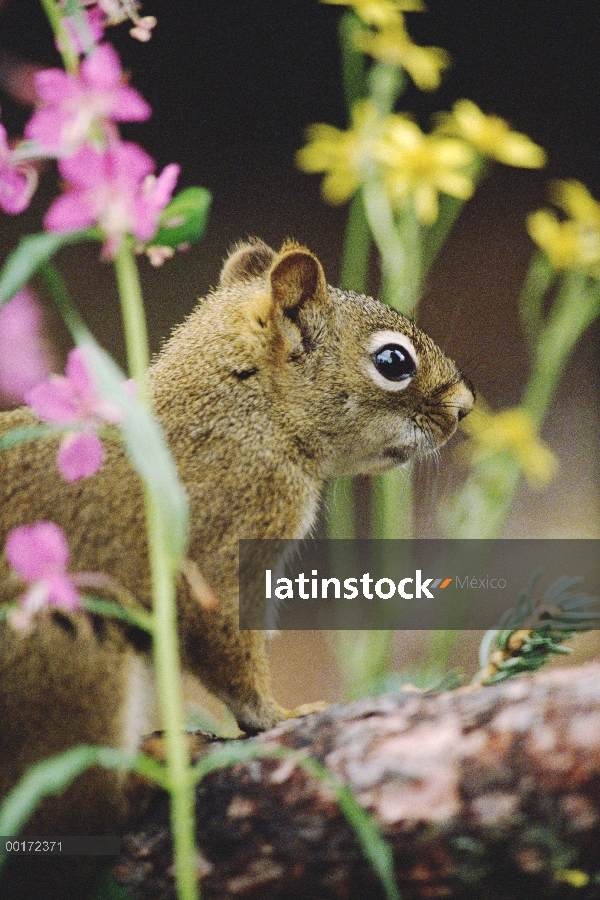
[220,239,276,286]
[269,243,327,312]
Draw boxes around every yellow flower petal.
[552,179,600,228]
[412,183,438,224]
[462,405,558,488]
[434,170,473,201]
[377,116,474,222]
[356,24,450,90]
[526,207,600,271]
[296,101,381,206]
[321,169,361,204]
[526,210,582,269]
[439,99,546,168]
[322,0,425,28]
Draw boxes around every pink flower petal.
[150,163,180,210]
[58,144,107,190]
[81,43,122,91]
[65,347,96,407]
[5,521,70,581]
[112,84,151,122]
[112,141,155,183]
[25,108,73,153]
[44,190,97,233]
[57,431,104,481]
[32,68,77,105]
[131,205,157,242]
[87,5,106,41]
[46,572,81,609]
[27,377,79,423]
[0,164,35,214]
[0,290,52,403]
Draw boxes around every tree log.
[113,662,600,900]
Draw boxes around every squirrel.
[0,239,474,896]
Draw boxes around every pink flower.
[0,122,38,213]
[5,521,81,631]
[44,142,180,258]
[0,289,53,405]
[25,43,151,155]
[26,347,122,481]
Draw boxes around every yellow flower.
[437,99,546,168]
[296,101,380,204]
[461,404,558,488]
[527,210,589,270]
[356,22,450,90]
[527,181,600,272]
[321,0,425,28]
[377,115,474,223]
[552,179,600,229]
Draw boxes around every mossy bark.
[115,663,600,900]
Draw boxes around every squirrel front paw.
[282,701,329,720]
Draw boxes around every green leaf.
[0,424,58,451]
[151,187,211,249]
[0,230,94,309]
[0,744,166,870]
[82,596,154,633]
[81,339,190,562]
[0,747,98,864]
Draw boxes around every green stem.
[517,251,555,347]
[115,242,198,900]
[39,0,79,73]
[444,270,600,540]
[391,205,421,314]
[422,630,458,679]
[361,173,411,310]
[522,269,599,425]
[39,262,89,339]
[340,191,371,293]
[114,243,151,399]
[327,475,356,539]
[144,489,198,900]
[336,630,395,700]
[367,62,405,118]
[420,156,486,280]
[372,466,413,539]
[339,11,368,114]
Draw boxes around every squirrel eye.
[372,344,416,382]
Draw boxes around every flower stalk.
[39,0,80,73]
[114,239,198,900]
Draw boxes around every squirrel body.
[0,240,473,888]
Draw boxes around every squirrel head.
[154,239,474,478]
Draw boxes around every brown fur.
[0,241,473,895]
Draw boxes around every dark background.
[1,1,599,396]
[0,0,598,516]
[0,0,598,706]
[1,1,600,354]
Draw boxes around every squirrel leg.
[179,617,305,733]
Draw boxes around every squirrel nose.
[455,375,475,421]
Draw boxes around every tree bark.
[113,662,600,900]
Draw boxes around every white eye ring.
[366,330,418,392]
